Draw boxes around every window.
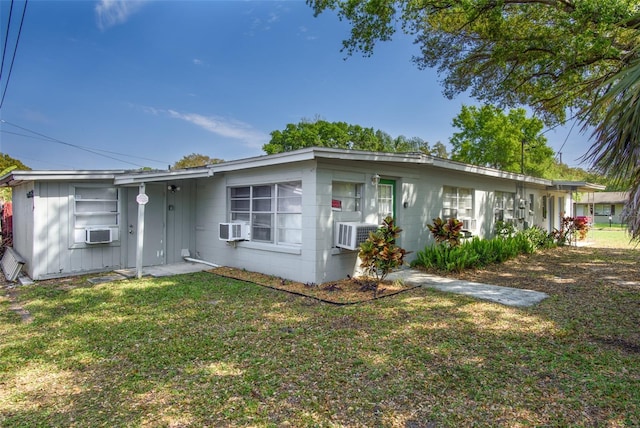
[377,180,395,220]
[230,182,302,245]
[442,186,473,220]
[73,186,119,244]
[529,194,534,213]
[74,186,119,227]
[494,191,515,222]
[594,204,612,216]
[331,182,362,212]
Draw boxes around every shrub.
[427,217,463,247]
[412,226,557,273]
[522,225,556,249]
[359,216,407,293]
[495,220,517,238]
[573,216,590,240]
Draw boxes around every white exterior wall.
[23,181,123,280]
[314,161,551,284]
[11,182,35,278]
[193,161,319,284]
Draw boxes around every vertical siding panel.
[11,182,35,277]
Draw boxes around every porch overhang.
[114,168,213,185]
[549,181,607,192]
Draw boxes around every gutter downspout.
[183,257,220,268]
[181,249,220,268]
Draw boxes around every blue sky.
[0,0,589,170]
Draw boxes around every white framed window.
[72,185,120,244]
[74,186,119,227]
[230,181,302,245]
[331,182,362,212]
[442,186,473,220]
[594,204,612,216]
[494,191,516,222]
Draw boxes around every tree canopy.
[308,0,640,125]
[450,105,555,177]
[0,153,30,202]
[263,119,447,157]
[173,153,223,169]
[308,0,640,240]
[0,153,29,174]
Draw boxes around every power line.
[0,0,28,110]
[557,117,578,156]
[1,120,171,168]
[0,0,15,82]
[1,128,172,165]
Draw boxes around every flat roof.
[0,147,606,192]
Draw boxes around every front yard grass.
[1,246,639,427]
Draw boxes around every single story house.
[0,147,604,284]
[574,191,630,224]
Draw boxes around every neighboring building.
[574,191,630,224]
[0,148,604,283]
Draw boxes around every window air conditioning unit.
[461,219,477,232]
[219,222,250,241]
[335,222,379,250]
[85,228,113,244]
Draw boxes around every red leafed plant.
[427,217,463,247]
[358,216,407,294]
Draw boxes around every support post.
[136,183,147,279]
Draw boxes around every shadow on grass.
[1,268,638,427]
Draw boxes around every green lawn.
[586,225,637,249]
[1,247,639,427]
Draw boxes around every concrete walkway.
[386,269,549,307]
[87,262,211,284]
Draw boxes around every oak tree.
[263,119,437,155]
[450,105,555,177]
[173,153,223,169]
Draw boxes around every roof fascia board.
[209,149,317,173]
[312,148,552,186]
[0,170,125,186]
[209,147,551,186]
[429,157,552,186]
[114,168,213,185]
[550,181,607,192]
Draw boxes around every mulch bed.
[209,266,419,304]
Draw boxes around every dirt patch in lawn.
[209,266,418,304]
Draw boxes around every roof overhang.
[208,147,552,186]
[114,168,213,185]
[549,181,607,192]
[0,170,126,187]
